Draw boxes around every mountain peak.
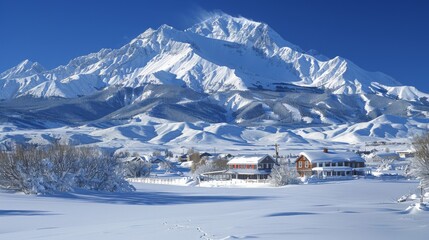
[19,59,32,66]
[188,13,301,56]
[131,24,182,46]
[0,59,45,79]
[17,59,42,69]
[202,12,264,29]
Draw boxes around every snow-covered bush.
[269,162,300,186]
[73,147,134,192]
[193,159,228,176]
[0,143,134,194]
[411,133,429,201]
[0,145,62,194]
[123,160,152,177]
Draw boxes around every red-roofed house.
[295,148,370,178]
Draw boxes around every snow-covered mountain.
[1,13,426,100]
[1,13,428,149]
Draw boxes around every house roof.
[298,151,364,163]
[150,156,166,163]
[396,150,414,154]
[119,156,147,163]
[200,152,213,157]
[375,152,399,159]
[227,154,273,165]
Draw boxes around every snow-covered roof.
[298,151,364,163]
[227,155,271,165]
[119,156,146,163]
[395,150,414,154]
[150,155,165,160]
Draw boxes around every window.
[298,161,302,168]
[304,161,309,168]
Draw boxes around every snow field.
[0,179,428,240]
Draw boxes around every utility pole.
[274,143,279,164]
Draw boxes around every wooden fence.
[128,177,192,185]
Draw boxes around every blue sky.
[1,0,428,92]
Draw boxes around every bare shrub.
[193,159,228,176]
[269,161,300,186]
[0,143,134,194]
[411,133,429,202]
[122,160,152,178]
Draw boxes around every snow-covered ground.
[1,179,428,239]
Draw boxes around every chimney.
[323,148,328,153]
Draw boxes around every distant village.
[119,144,415,185]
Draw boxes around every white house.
[295,149,370,178]
[226,154,276,180]
[396,150,415,159]
[374,152,400,161]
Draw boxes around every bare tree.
[190,151,202,173]
[269,161,300,186]
[411,133,429,203]
[152,150,162,157]
[0,143,134,194]
[193,159,228,176]
[123,160,152,178]
[211,159,228,170]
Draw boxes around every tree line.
[0,143,134,194]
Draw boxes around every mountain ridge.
[1,13,424,101]
[0,13,428,150]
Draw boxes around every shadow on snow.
[41,190,270,206]
[265,212,318,217]
[0,210,57,216]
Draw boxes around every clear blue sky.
[1,0,428,92]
